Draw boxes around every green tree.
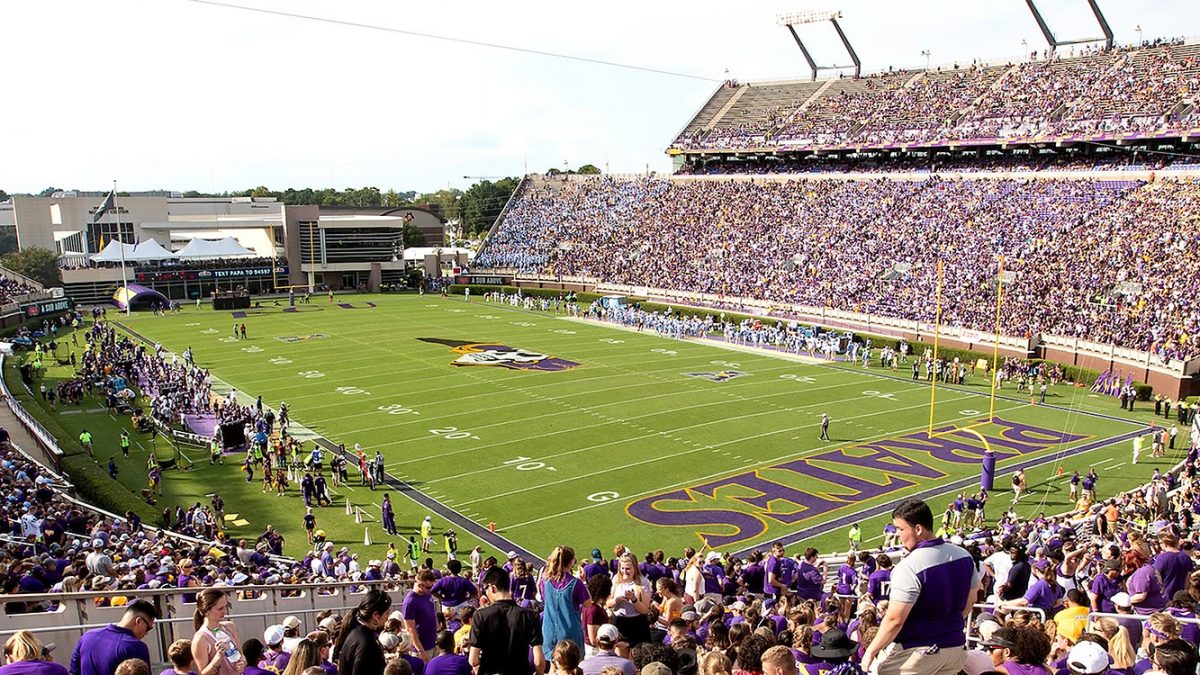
[0,227,16,256]
[37,187,59,198]
[577,164,602,175]
[0,189,9,202]
[403,222,426,248]
[1,246,61,286]
[458,177,518,235]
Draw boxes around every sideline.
[112,320,545,564]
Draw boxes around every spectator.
[335,589,391,675]
[550,641,583,675]
[607,553,651,647]
[542,546,591,652]
[242,639,273,675]
[581,625,634,675]
[190,589,242,675]
[1,631,68,675]
[114,660,149,675]
[280,640,322,675]
[469,565,545,675]
[424,630,470,675]
[161,639,196,675]
[862,498,979,675]
[1145,638,1198,675]
[404,569,440,662]
[69,600,157,675]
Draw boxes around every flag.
[93,190,115,223]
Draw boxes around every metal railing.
[0,580,414,669]
[0,354,64,472]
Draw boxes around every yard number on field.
[863,390,897,400]
[599,338,625,344]
[336,386,369,395]
[378,404,420,416]
[503,456,558,472]
[652,348,679,356]
[298,370,325,379]
[587,491,620,502]
[430,426,480,441]
[779,374,816,384]
[711,360,740,368]
[268,357,293,365]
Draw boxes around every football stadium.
[1,3,1199,674]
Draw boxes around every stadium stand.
[670,41,1200,152]
[475,174,1200,361]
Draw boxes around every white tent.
[89,239,177,262]
[175,236,255,260]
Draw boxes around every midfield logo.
[276,334,329,343]
[419,338,581,372]
[684,370,748,382]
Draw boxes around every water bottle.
[213,627,243,666]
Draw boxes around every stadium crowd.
[673,41,1200,151]
[475,175,1200,361]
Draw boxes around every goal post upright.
[927,259,943,438]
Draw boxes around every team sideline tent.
[89,239,176,262]
[175,236,255,260]
[113,284,169,311]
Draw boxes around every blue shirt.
[69,624,150,675]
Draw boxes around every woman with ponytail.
[190,589,243,675]
[335,588,392,675]
[539,546,590,655]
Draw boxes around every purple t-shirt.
[795,561,824,601]
[868,569,891,603]
[424,653,471,675]
[511,574,537,601]
[763,555,783,596]
[1023,578,1057,616]
[1125,565,1167,614]
[1090,574,1121,613]
[1152,551,1194,598]
[431,574,477,605]
[836,564,857,595]
[403,590,439,652]
[890,538,979,649]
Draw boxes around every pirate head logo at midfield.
[419,338,581,372]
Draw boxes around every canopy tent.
[113,284,169,311]
[175,236,255,260]
[89,239,177,262]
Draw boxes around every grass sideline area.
[5,294,1182,563]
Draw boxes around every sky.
[3,0,1196,195]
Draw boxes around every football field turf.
[90,293,1176,561]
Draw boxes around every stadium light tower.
[777,9,861,81]
[1024,0,1114,53]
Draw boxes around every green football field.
[17,293,1177,563]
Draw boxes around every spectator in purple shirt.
[69,600,158,675]
[763,542,789,598]
[425,631,470,675]
[1152,533,1194,599]
[431,560,478,616]
[583,549,608,580]
[862,498,979,675]
[1089,559,1124,613]
[794,548,825,602]
[1,631,68,675]
[868,554,893,604]
[1124,550,1168,615]
[403,569,440,662]
[509,558,537,602]
[1010,564,1060,618]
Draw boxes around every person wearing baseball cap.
[579,624,633,675]
[1066,640,1110,675]
[260,625,290,672]
[583,550,608,580]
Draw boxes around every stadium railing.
[0,354,64,472]
[0,580,412,669]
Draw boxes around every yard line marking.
[409,384,940,480]
[460,391,985,508]
[500,399,1018,530]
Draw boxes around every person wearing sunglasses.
[69,600,159,675]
